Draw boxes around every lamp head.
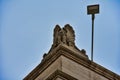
[87,4,99,15]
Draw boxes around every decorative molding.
[24,44,120,80]
[46,70,78,80]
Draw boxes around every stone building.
[24,24,120,80]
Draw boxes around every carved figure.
[53,25,61,47]
[53,24,75,47]
[48,24,88,59]
[64,24,75,47]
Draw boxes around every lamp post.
[87,4,99,61]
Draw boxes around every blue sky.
[1,0,120,80]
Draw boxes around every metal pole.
[91,14,95,61]
[87,4,99,61]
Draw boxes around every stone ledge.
[46,70,78,80]
[24,44,120,80]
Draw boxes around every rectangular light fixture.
[87,4,99,14]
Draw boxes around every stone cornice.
[24,44,120,80]
[46,70,78,80]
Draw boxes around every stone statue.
[64,24,75,47]
[53,25,61,47]
[53,24,75,48]
[43,24,88,60]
